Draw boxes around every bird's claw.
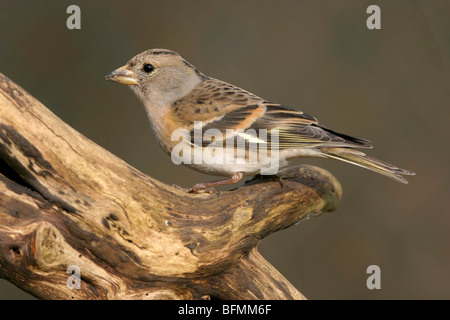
[245,174,283,188]
[172,184,220,197]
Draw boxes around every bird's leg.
[181,172,244,195]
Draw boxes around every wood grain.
[0,73,342,299]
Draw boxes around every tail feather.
[321,148,415,184]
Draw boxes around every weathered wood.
[0,73,342,300]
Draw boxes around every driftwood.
[0,73,342,300]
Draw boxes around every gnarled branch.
[0,73,341,300]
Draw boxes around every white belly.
[170,138,324,177]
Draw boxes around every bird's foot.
[172,173,243,197]
[172,183,220,197]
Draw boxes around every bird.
[105,48,414,193]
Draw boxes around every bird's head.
[106,49,204,107]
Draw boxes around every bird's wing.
[171,77,265,124]
[189,102,372,150]
[172,77,371,149]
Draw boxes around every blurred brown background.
[0,0,449,299]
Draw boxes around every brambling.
[106,48,414,192]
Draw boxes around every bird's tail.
[320,147,415,184]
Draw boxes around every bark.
[0,73,342,300]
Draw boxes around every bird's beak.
[105,65,138,85]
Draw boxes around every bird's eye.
[143,63,155,73]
